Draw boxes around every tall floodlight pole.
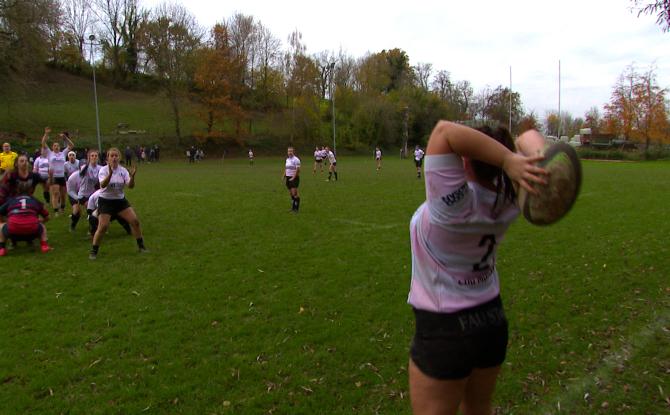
[558,59,562,139]
[509,66,512,133]
[329,62,336,154]
[89,34,102,152]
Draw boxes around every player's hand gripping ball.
[519,142,582,225]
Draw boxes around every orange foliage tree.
[603,64,669,150]
[192,24,246,142]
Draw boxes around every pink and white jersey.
[98,165,131,200]
[64,160,80,178]
[87,189,101,211]
[327,151,336,163]
[47,149,68,178]
[78,164,101,199]
[285,156,300,177]
[408,154,520,313]
[66,171,81,199]
[33,156,49,178]
[314,150,322,161]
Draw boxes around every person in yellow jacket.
[0,143,18,173]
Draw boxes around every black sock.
[334,172,338,180]
[295,197,300,211]
[136,238,145,249]
[91,245,99,254]
[60,204,65,211]
[71,213,80,227]
[44,191,50,203]
[328,172,332,180]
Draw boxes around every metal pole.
[330,62,336,154]
[89,35,102,152]
[558,59,561,139]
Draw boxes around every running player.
[414,145,425,179]
[32,148,51,204]
[248,149,254,166]
[75,150,101,233]
[375,147,382,171]
[0,182,51,255]
[66,170,82,232]
[283,146,301,213]
[325,146,337,181]
[64,151,80,178]
[89,147,146,259]
[41,127,74,214]
[407,122,548,415]
[313,146,324,174]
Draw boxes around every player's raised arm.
[41,127,51,150]
[427,121,547,193]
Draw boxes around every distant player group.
[0,127,146,259]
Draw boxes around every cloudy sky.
[143,0,668,119]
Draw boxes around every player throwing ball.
[407,122,548,415]
[284,146,301,213]
[89,147,146,259]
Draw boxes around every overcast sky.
[144,0,668,120]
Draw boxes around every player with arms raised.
[407,122,548,415]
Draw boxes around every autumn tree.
[518,111,540,133]
[604,64,669,151]
[475,86,523,130]
[60,0,94,59]
[631,0,670,31]
[193,24,245,137]
[0,0,62,89]
[583,106,602,134]
[143,2,202,140]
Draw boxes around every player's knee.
[131,218,140,228]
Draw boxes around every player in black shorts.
[283,147,301,213]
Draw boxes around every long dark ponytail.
[473,125,517,210]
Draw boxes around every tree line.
[1,0,668,151]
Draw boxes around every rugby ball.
[519,142,582,226]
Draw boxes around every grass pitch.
[0,157,668,414]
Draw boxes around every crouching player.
[86,188,132,238]
[0,183,51,256]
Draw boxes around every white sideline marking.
[331,218,403,230]
[537,309,669,413]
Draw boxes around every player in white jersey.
[74,150,101,233]
[375,147,382,171]
[325,146,337,181]
[414,145,425,179]
[407,122,548,415]
[313,146,324,174]
[89,147,146,259]
[32,148,50,204]
[64,151,80,178]
[41,127,74,214]
[283,146,301,213]
[248,149,254,166]
[86,188,131,237]
[65,170,81,230]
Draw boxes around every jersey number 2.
[473,234,496,271]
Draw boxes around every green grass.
[0,70,204,141]
[0,157,668,414]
